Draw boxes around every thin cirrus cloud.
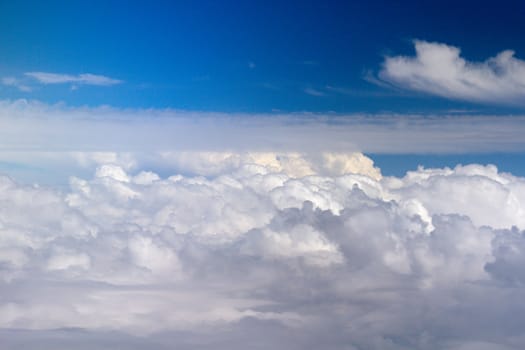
[303,87,326,96]
[1,77,32,92]
[2,77,32,92]
[1,72,123,91]
[379,40,525,106]
[25,72,123,86]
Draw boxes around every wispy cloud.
[303,87,326,97]
[325,84,401,97]
[1,77,32,92]
[25,72,122,86]
[379,40,525,106]
[2,72,123,92]
[363,69,401,90]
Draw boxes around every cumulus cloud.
[1,100,525,348]
[25,72,122,86]
[1,152,525,349]
[380,40,525,105]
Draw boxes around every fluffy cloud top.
[380,40,525,105]
[1,152,525,349]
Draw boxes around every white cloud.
[25,72,122,86]
[158,151,382,179]
[46,251,91,271]
[0,152,524,348]
[1,100,525,157]
[303,87,326,96]
[240,224,344,266]
[380,40,525,105]
[1,77,32,92]
[0,100,525,348]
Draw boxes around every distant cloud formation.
[1,77,32,92]
[25,72,122,86]
[1,73,122,91]
[1,100,525,155]
[380,40,525,105]
[1,101,525,348]
[1,152,525,349]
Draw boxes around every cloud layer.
[2,100,525,155]
[1,152,525,349]
[380,40,525,105]
[1,100,525,348]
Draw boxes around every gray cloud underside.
[0,152,525,349]
[1,100,525,154]
[380,40,525,106]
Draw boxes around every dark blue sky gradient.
[1,0,525,112]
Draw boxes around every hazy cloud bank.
[1,100,525,154]
[0,152,525,349]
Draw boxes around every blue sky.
[1,0,524,113]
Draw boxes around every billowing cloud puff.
[158,151,382,179]
[1,152,525,349]
[380,40,525,105]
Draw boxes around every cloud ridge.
[0,155,525,349]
